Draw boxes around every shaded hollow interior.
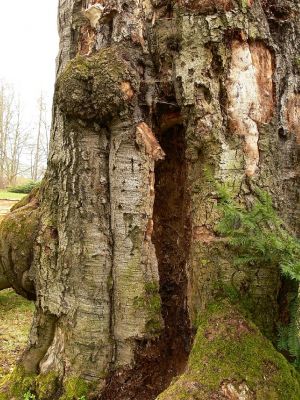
[152,123,192,382]
[100,123,191,400]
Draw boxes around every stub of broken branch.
[136,122,165,161]
[83,3,105,28]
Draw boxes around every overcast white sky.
[0,0,59,126]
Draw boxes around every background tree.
[5,99,30,187]
[30,92,49,182]
[1,0,300,399]
[0,83,14,188]
[0,83,50,188]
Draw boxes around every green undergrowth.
[0,368,89,400]
[157,302,300,399]
[60,377,89,400]
[0,190,25,201]
[0,367,36,400]
[8,181,40,195]
[23,391,36,400]
[216,186,300,281]
[216,185,300,366]
[0,290,34,381]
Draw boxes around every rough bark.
[1,0,300,399]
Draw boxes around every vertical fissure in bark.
[21,311,58,374]
[152,122,192,384]
[107,128,117,368]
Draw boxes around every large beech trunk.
[1,0,300,399]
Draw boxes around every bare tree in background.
[31,92,49,181]
[0,83,14,188]
[5,99,29,187]
[0,84,50,187]
[0,83,29,188]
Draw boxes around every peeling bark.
[227,40,274,176]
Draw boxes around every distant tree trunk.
[7,100,23,187]
[1,0,300,399]
[32,94,45,182]
[0,86,5,189]
[0,84,13,189]
[0,85,29,188]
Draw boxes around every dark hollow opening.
[152,123,192,385]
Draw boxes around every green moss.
[0,290,34,382]
[145,318,163,335]
[0,202,39,298]
[144,282,162,314]
[10,193,31,211]
[0,367,36,400]
[11,184,40,212]
[0,370,94,400]
[107,275,114,291]
[134,281,163,335]
[60,377,89,400]
[213,280,279,340]
[123,257,141,281]
[157,302,300,399]
[241,0,249,12]
[56,46,138,121]
[36,372,59,400]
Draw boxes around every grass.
[0,290,34,380]
[0,191,25,201]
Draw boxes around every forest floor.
[0,289,34,380]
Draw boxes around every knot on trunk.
[56,46,139,121]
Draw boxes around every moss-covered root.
[0,192,40,300]
[157,302,300,400]
[0,368,91,400]
[36,374,90,400]
[0,367,36,400]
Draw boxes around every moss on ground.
[0,366,36,400]
[157,302,300,399]
[0,369,90,400]
[60,377,89,400]
[0,290,34,382]
[36,372,59,400]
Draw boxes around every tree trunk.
[1,0,300,399]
